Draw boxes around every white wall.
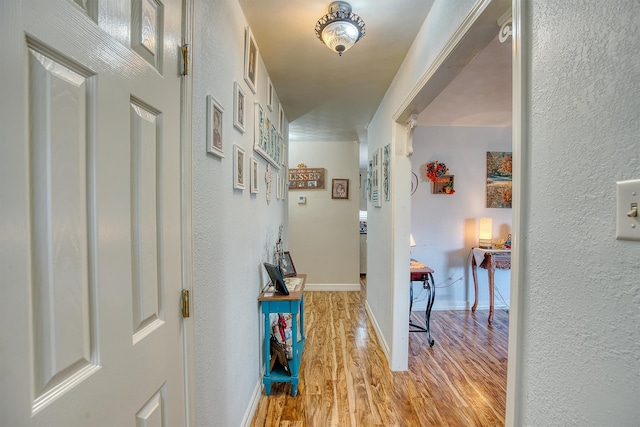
[288,141,360,289]
[514,1,640,425]
[410,126,511,311]
[192,0,289,425]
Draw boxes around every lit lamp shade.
[410,234,416,247]
[479,218,493,248]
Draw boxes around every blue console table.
[258,274,306,396]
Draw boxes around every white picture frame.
[233,145,245,190]
[266,77,274,111]
[206,95,224,158]
[233,82,246,134]
[244,27,258,94]
[250,157,259,194]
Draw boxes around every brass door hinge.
[181,289,190,318]
[181,44,190,76]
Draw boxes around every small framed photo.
[278,104,285,135]
[233,145,245,190]
[206,95,224,158]
[266,77,274,111]
[280,251,297,277]
[244,27,258,94]
[250,157,259,194]
[332,178,349,199]
[233,82,246,134]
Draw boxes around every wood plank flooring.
[251,278,508,427]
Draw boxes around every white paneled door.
[0,0,187,426]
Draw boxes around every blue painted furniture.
[258,274,306,396]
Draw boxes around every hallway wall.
[288,141,360,289]
[191,0,289,425]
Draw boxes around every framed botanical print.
[244,27,258,94]
[233,145,245,190]
[233,82,246,133]
[250,157,259,194]
[383,143,391,201]
[206,95,224,158]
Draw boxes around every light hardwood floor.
[251,278,508,427]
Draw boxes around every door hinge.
[181,44,190,76]
[181,289,190,318]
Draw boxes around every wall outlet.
[616,179,640,241]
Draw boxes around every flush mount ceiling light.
[314,1,366,56]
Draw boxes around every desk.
[258,274,306,396]
[471,248,511,324]
[410,261,435,347]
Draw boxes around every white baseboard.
[304,283,361,291]
[364,300,390,363]
[410,301,510,311]
[240,379,263,427]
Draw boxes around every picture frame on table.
[233,82,246,133]
[244,27,258,94]
[279,251,297,277]
[206,95,224,158]
[250,157,259,194]
[332,178,349,199]
[233,145,245,190]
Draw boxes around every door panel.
[0,0,186,425]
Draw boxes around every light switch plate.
[297,195,306,204]
[616,179,640,241]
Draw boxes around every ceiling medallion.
[314,1,366,56]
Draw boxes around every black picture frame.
[279,251,297,277]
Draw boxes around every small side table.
[410,262,435,347]
[471,248,511,324]
[258,274,306,396]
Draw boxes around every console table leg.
[424,273,435,347]
[488,266,495,324]
[471,256,479,312]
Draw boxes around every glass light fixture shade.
[315,1,365,56]
[322,21,359,54]
[479,218,493,248]
[410,234,416,247]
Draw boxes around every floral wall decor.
[424,161,455,194]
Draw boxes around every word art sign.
[288,168,325,190]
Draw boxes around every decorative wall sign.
[383,144,391,201]
[486,151,512,208]
[432,174,455,194]
[288,168,325,189]
[254,102,281,169]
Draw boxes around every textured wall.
[516,1,640,425]
[288,141,360,287]
[192,0,289,425]
[411,126,512,311]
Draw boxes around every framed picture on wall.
[267,77,274,111]
[206,95,224,158]
[233,82,246,134]
[233,145,245,190]
[250,157,259,193]
[383,143,391,201]
[244,27,258,94]
[332,178,349,199]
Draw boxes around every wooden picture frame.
[279,251,297,277]
[250,157,259,194]
[233,82,246,134]
[332,178,349,199]
[244,27,258,94]
[432,174,454,194]
[206,95,224,158]
[233,145,245,190]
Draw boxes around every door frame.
[180,0,197,425]
[392,0,522,424]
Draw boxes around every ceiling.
[238,0,511,148]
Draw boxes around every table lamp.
[479,218,492,248]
